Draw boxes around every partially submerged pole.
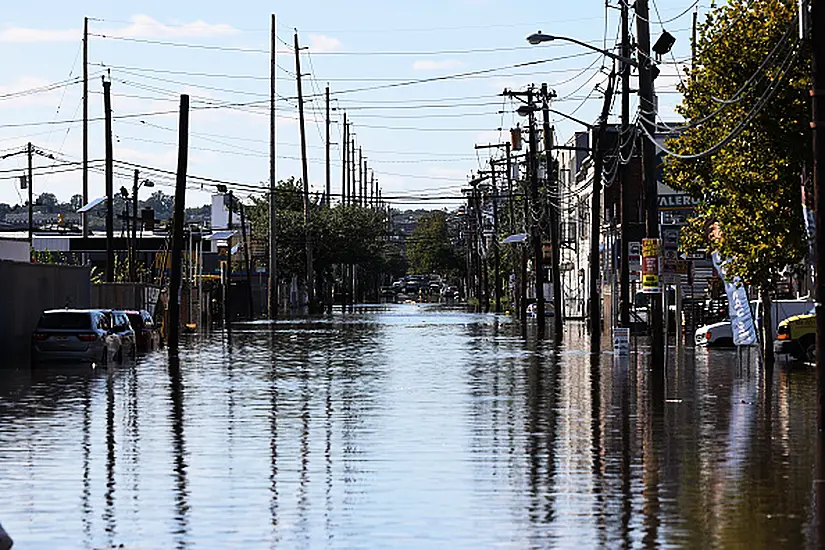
[168,94,189,357]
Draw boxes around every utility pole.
[82,17,89,241]
[589,71,617,355]
[342,113,348,205]
[358,147,364,206]
[131,169,138,282]
[541,83,563,341]
[812,0,825,540]
[491,163,501,313]
[527,88,546,335]
[269,13,278,320]
[637,0,664,365]
[325,85,331,207]
[27,142,33,243]
[240,201,254,319]
[168,94,189,357]
[620,0,632,327]
[294,31,315,312]
[225,192,234,328]
[103,77,115,282]
[370,171,376,209]
[361,159,370,207]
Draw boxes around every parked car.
[774,310,816,362]
[125,309,161,353]
[101,310,136,359]
[31,309,121,365]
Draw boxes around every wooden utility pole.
[325,85,331,206]
[294,31,315,312]
[82,17,89,240]
[620,0,632,327]
[27,142,33,243]
[370,171,376,209]
[225,192,234,328]
[240,201,254,319]
[637,0,664,365]
[813,0,825,540]
[103,77,114,282]
[541,83,563,341]
[168,94,189,357]
[131,169,138,282]
[358,147,364,206]
[526,89,546,335]
[491,163,501,313]
[342,113,348,205]
[589,71,617,355]
[269,12,278,320]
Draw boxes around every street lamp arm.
[527,31,638,68]
[548,108,593,129]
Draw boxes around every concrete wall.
[0,239,29,262]
[0,260,91,363]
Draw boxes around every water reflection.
[0,307,820,548]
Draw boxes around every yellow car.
[774,312,816,362]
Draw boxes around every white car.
[695,321,735,347]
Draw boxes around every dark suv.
[31,309,122,365]
[125,309,161,353]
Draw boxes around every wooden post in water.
[168,94,189,357]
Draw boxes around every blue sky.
[0,0,704,210]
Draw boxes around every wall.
[0,239,29,262]
[91,283,161,315]
[0,260,91,363]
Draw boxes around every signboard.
[629,241,642,283]
[658,193,700,210]
[542,242,553,260]
[662,227,680,284]
[642,238,661,293]
[613,327,630,356]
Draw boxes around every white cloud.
[0,15,238,43]
[109,15,239,39]
[412,60,464,71]
[0,27,78,43]
[308,34,342,53]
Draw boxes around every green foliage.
[665,0,810,287]
[247,177,391,280]
[407,211,462,276]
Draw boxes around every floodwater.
[0,304,820,549]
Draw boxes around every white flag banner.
[711,251,757,346]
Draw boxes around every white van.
[695,298,814,347]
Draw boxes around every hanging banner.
[801,171,816,277]
[641,238,661,294]
[711,251,757,346]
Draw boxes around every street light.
[526,32,638,68]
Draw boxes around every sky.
[0,0,706,211]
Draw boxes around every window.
[96,314,110,331]
[37,312,91,330]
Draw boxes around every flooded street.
[0,304,819,548]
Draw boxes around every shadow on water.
[0,308,822,548]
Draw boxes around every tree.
[246,177,390,282]
[144,190,175,221]
[35,192,58,212]
[407,211,462,276]
[665,0,810,289]
[70,194,83,211]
